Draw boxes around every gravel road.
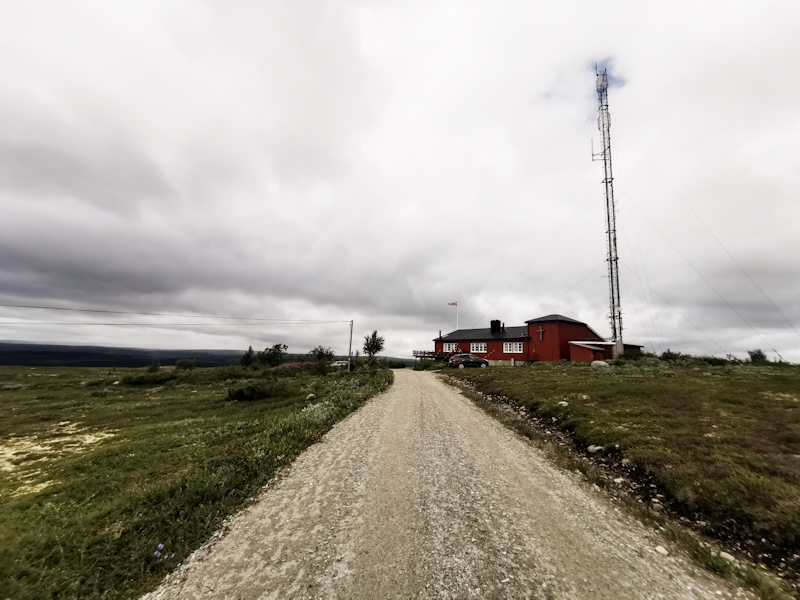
[144,370,752,599]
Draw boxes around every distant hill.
[0,342,416,368]
[0,342,241,368]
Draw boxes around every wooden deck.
[412,350,452,361]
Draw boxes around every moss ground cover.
[0,363,392,599]
[447,361,800,576]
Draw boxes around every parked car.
[330,360,348,367]
[448,353,488,369]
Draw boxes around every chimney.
[490,320,501,334]
[502,322,506,332]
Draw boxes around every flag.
[448,302,457,306]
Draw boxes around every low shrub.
[279,362,315,371]
[226,379,292,402]
[175,359,196,371]
[414,359,443,371]
[377,358,408,369]
[121,370,177,386]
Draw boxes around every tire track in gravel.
[143,370,753,599]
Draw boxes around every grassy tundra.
[447,357,800,594]
[0,363,393,599]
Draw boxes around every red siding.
[483,340,528,361]
[436,339,529,360]
[435,318,611,363]
[569,344,606,362]
[569,344,595,362]
[525,321,604,361]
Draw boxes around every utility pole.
[592,67,624,357]
[347,320,353,372]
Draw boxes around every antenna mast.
[592,67,624,357]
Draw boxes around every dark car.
[448,353,489,369]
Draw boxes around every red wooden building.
[430,314,641,364]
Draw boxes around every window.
[443,343,458,352]
[470,342,487,353]
[503,342,523,353]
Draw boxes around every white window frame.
[470,342,487,353]
[503,342,523,353]
[443,343,458,352]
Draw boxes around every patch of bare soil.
[1,421,117,498]
[143,370,752,599]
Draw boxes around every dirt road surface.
[144,370,752,599]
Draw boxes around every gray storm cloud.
[0,0,799,360]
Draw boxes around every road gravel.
[143,370,752,599]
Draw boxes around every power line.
[618,214,663,353]
[538,260,605,316]
[619,261,727,355]
[621,190,784,360]
[619,272,655,354]
[613,144,666,353]
[613,114,800,341]
[0,303,349,323]
[470,183,600,328]
[459,110,598,324]
[0,322,347,326]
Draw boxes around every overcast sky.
[1,0,799,361]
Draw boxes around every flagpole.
[448,301,459,331]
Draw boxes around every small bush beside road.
[413,359,444,371]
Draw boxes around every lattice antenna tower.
[592,67,624,357]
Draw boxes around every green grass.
[446,360,800,595]
[0,363,393,599]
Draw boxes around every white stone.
[656,546,669,556]
[558,401,569,407]
[720,552,735,562]
[613,478,624,484]
[587,445,603,453]
[591,361,610,368]
[306,394,315,400]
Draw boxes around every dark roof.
[434,325,528,343]
[525,314,586,325]
[433,314,628,345]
